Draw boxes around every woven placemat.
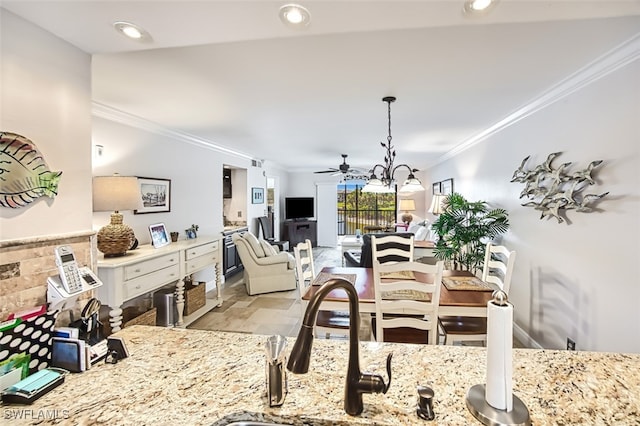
[442,276,494,292]
[312,272,357,286]
[380,270,415,280]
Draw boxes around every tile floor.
[188,244,524,347]
[188,246,371,339]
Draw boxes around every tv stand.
[284,219,317,248]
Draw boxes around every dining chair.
[439,242,517,345]
[370,234,415,264]
[293,239,349,339]
[257,216,289,252]
[372,259,444,344]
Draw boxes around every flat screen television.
[285,197,314,220]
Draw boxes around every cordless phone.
[54,245,83,294]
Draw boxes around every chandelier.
[362,96,425,193]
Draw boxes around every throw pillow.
[243,232,265,258]
[407,222,421,234]
[414,226,428,241]
[259,240,278,256]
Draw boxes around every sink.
[215,412,309,426]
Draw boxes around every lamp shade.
[399,199,416,212]
[93,176,141,212]
[399,177,425,193]
[429,194,447,215]
[93,175,140,257]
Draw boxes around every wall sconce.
[93,175,141,257]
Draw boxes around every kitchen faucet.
[287,278,392,416]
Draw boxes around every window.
[337,183,397,235]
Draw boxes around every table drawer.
[185,241,219,260]
[124,265,180,300]
[124,253,179,281]
[186,253,218,274]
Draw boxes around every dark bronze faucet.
[287,278,392,416]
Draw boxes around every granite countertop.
[222,225,248,235]
[3,326,639,425]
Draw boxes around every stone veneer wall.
[0,231,97,324]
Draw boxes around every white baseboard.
[514,322,543,349]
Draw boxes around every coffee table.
[340,235,364,266]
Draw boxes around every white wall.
[427,60,640,353]
[92,116,256,245]
[0,10,92,241]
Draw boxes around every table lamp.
[428,194,446,215]
[399,199,416,225]
[93,175,140,257]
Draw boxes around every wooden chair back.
[370,234,414,265]
[372,259,444,344]
[482,243,516,294]
[293,239,315,294]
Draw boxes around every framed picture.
[149,223,170,248]
[441,178,454,195]
[135,177,171,214]
[432,182,441,195]
[252,187,264,204]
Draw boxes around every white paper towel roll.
[485,298,513,411]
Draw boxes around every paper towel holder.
[466,290,531,426]
[466,384,531,426]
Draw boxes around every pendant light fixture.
[362,96,425,194]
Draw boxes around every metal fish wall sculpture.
[0,131,62,208]
[511,152,608,223]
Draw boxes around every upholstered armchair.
[232,232,297,295]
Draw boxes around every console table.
[284,219,317,248]
[96,236,222,332]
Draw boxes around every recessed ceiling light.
[279,4,311,28]
[113,21,152,42]
[462,0,498,15]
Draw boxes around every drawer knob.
[134,269,141,273]
[136,285,141,289]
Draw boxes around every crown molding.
[91,102,254,160]
[433,32,640,167]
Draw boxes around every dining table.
[303,266,495,317]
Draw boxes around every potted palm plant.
[431,192,509,274]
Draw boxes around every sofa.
[343,232,415,267]
[232,232,297,295]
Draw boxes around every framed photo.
[135,177,171,214]
[432,182,441,195]
[441,178,454,195]
[149,223,170,248]
[252,187,264,204]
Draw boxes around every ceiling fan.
[314,154,367,177]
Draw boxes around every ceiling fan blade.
[314,169,338,174]
[347,168,368,175]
